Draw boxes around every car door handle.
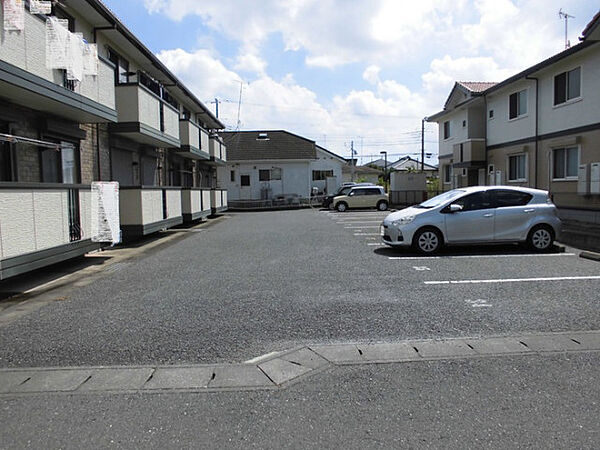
[483,213,494,218]
[524,208,535,213]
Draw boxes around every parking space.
[319,207,600,299]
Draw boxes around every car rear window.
[492,190,533,207]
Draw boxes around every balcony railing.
[181,188,212,222]
[209,136,227,163]
[0,183,100,280]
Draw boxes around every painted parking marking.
[344,226,379,229]
[354,233,380,236]
[425,275,600,285]
[465,299,492,308]
[413,266,431,271]
[389,253,575,261]
[367,243,382,246]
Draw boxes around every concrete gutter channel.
[1,330,599,397]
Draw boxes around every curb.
[580,250,600,262]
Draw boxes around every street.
[1,208,599,448]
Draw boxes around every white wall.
[486,79,536,147]
[436,109,467,157]
[309,149,344,193]
[221,161,311,200]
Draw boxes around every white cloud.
[363,66,381,85]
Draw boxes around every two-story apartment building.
[0,0,227,279]
[428,11,600,235]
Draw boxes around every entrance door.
[240,173,252,199]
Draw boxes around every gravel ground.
[0,209,598,368]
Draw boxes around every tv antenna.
[559,9,575,49]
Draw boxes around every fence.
[389,190,442,208]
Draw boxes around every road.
[0,208,599,448]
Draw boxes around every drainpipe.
[96,124,101,180]
[483,94,488,185]
[525,76,539,188]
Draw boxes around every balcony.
[109,83,180,148]
[208,136,227,165]
[452,139,486,169]
[0,184,101,280]
[0,12,116,123]
[210,189,228,214]
[181,188,212,222]
[119,186,182,238]
[175,121,210,160]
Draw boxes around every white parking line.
[354,233,380,236]
[367,243,382,246]
[425,275,600,285]
[389,253,575,260]
[345,226,379,229]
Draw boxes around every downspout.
[525,76,539,188]
[483,94,488,185]
[96,124,101,180]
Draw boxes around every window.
[489,109,494,119]
[0,123,12,181]
[459,144,464,162]
[312,170,334,181]
[554,67,581,105]
[108,49,130,85]
[453,191,492,211]
[40,141,80,184]
[443,121,450,139]
[259,169,270,181]
[271,168,282,180]
[365,188,382,195]
[41,148,61,182]
[60,142,79,184]
[491,190,532,207]
[462,120,466,128]
[553,146,579,179]
[443,165,452,184]
[230,170,235,182]
[508,154,527,181]
[241,175,250,186]
[509,90,527,119]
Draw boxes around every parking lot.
[0,208,598,368]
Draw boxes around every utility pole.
[421,117,427,172]
[559,9,575,49]
[211,98,220,118]
[350,140,355,182]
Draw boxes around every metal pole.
[350,140,355,182]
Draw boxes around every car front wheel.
[413,228,442,254]
[527,225,554,251]
[336,202,348,212]
[377,201,388,211]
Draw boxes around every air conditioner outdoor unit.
[590,162,600,195]
[578,164,589,195]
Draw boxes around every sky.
[102,0,597,165]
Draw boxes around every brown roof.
[582,10,600,39]
[457,81,498,92]
[220,131,316,161]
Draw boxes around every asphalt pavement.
[0,208,599,448]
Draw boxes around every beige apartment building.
[0,0,227,279]
[428,12,600,236]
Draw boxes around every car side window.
[352,189,366,196]
[491,190,533,207]
[365,189,378,195]
[454,192,492,211]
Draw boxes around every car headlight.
[392,216,415,227]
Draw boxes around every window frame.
[552,145,580,181]
[553,66,582,106]
[258,169,271,182]
[508,89,527,120]
[312,170,334,181]
[443,165,452,184]
[443,121,451,140]
[240,174,250,186]
[507,153,527,182]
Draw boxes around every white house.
[218,131,346,201]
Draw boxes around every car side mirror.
[449,204,463,213]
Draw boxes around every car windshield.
[415,189,466,209]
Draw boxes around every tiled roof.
[457,81,498,93]
[582,10,600,39]
[221,131,316,161]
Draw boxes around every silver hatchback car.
[381,186,561,254]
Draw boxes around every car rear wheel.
[377,201,388,211]
[413,228,442,254]
[336,202,348,212]
[527,225,554,251]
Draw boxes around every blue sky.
[103,0,598,163]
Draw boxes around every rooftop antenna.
[235,80,244,131]
[559,9,575,49]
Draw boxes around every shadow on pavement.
[373,243,565,258]
[0,255,112,301]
